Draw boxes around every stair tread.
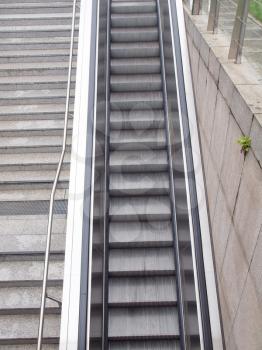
[109,247,175,275]
[108,306,179,339]
[109,195,171,220]
[109,172,169,195]
[109,276,177,305]
[109,221,173,247]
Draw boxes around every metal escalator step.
[109,247,175,276]
[111,27,158,42]
[109,149,168,173]
[111,58,160,75]
[109,221,173,247]
[109,196,171,221]
[109,276,176,306]
[111,13,157,27]
[111,42,160,58]
[110,74,162,92]
[110,128,166,150]
[108,306,179,339]
[111,1,156,15]
[108,339,181,350]
[110,110,164,130]
[109,172,169,196]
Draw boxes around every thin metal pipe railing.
[189,0,252,63]
[37,0,78,348]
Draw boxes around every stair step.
[110,110,165,130]
[111,1,156,14]
[109,276,176,306]
[110,128,166,150]
[0,37,78,51]
[108,340,182,350]
[111,13,157,27]
[0,169,69,190]
[110,91,163,110]
[109,196,171,221]
[109,149,168,173]
[0,61,76,77]
[0,13,79,26]
[0,285,62,313]
[108,306,179,339]
[0,345,58,350]
[0,2,78,15]
[0,104,74,121]
[0,188,68,202]
[0,233,65,254]
[109,247,175,276]
[0,259,63,287]
[109,172,169,196]
[0,49,77,64]
[111,42,159,58]
[0,119,73,137]
[0,89,74,106]
[109,221,173,248]
[0,314,60,344]
[110,74,161,92]
[111,27,158,42]
[0,135,71,154]
[0,152,70,171]
[0,24,79,39]
[111,58,160,75]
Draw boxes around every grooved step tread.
[109,195,171,221]
[109,221,173,247]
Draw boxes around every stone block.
[211,187,233,274]
[193,22,202,49]
[250,114,262,167]
[250,228,262,307]
[196,58,208,119]
[208,48,220,84]
[202,72,218,146]
[209,91,230,175]
[218,66,234,107]
[191,43,200,89]
[220,116,244,214]
[233,151,262,265]
[205,154,219,221]
[230,87,253,135]
[199,34,210,67]
[230,273,262,350]
[217,277,233,345]
[220,226,249,329]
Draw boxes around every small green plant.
[237,136,252,155]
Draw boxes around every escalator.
[59,0,223,349]
[106,0,199,348]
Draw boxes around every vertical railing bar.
[207,0,221,32]
[192,0,202,15]
[229,0,250,63]
[37,0,78,348]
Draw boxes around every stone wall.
[184,8,262,350]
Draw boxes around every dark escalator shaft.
[104,0,200,348]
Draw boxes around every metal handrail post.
[37,0,77,348]
[207,0,220,32]
[192,0,202,15]
[229,0,250,63]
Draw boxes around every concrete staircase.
[0,0,80,347]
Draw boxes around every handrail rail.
[37,0,78,348]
